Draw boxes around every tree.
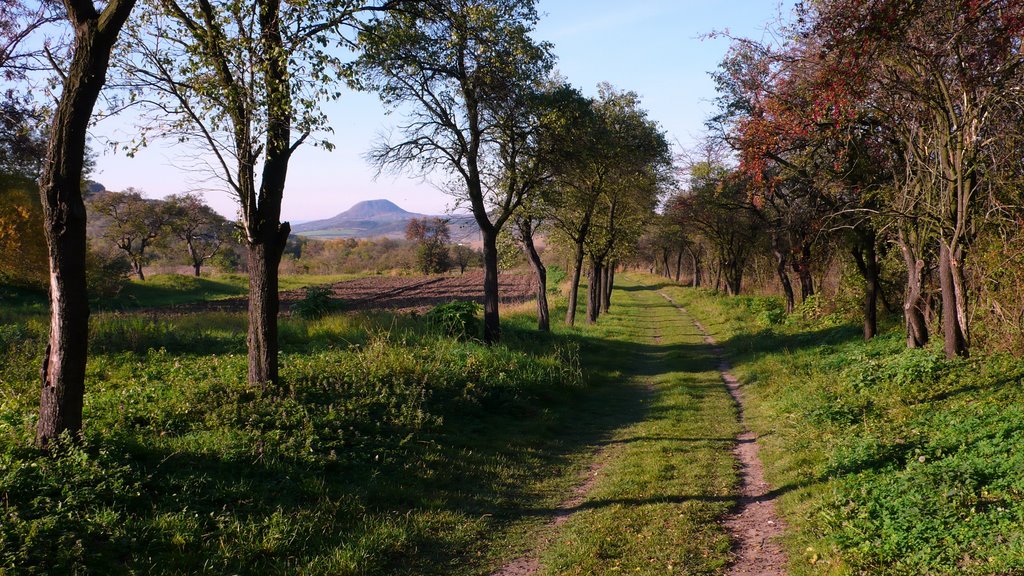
[406,217,451,274]
[583,89,670,321]
[451,243,480,274]
[34,0,139,447]
[89,189,170,280]
[0,176,47,287]
[120,0,401,385]
[672,161,761,296]
[808,0,1024,357]
[0,98,47,179]
[545,84,670,324]
[358,0,552,343]
[165,193,233,277]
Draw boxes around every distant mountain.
[294,199,419,232]
[293,199,480,244]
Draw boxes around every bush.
[292,285,337,320]
[424,301,480,339]
[546,265,567,294]
[86,247,133,300]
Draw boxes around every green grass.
[666,284,1024,576]
[537,276,738,575]
[3,273,740,575]
[110,274,249,308]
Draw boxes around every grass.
[665,284,1024,576]
[537,276,738,575]
[2,272,737,575]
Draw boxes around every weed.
[292,285,339,320]
[424,300,480,340]
[667,283,1024,575]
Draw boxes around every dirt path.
[659,292,788,576]
[490,337,663,576]
[489,446,615,576]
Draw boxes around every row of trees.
[643,0,1024,361]
[2,0,670,447]
[89,190,232,279]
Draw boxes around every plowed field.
[141,271,536,315]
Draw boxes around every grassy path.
[498,275,746,575]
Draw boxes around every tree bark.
[724,254,742,296]
[481,228,501,343]
[897,233,929,348]
[246,223,289,386]
[566,240,585,327]
[37,0,137,448]
[771,233,795,314]
[851,231,880,340]
[688,247,701,288]
[586,259,602,324]
[601,261,613,314]
[792,241,814,301]
[938,241,968,358]
[674,250,683,283]
[519,221,549,332]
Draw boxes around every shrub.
[424,301,479,339]
[546,265,567,294]
[86,247,133,300]
[293,285,337,320]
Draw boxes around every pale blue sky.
[89,1,793,221]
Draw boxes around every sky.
[87,0,794,222]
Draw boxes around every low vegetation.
[666,285,1024,575]
[2,272,730,575]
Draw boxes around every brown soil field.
[323,270,537,312]
[142,271,537,315]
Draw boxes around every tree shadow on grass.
[8,279,846,575]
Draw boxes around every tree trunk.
[481,229,501,343]
[134,259,145,281]
[689,247,701,288]
[938,241,968,358]
[724,256,742,296]
[519,222,549,332]
[193,262,202,277]
[851,231,880,340]
[566,240,585,327]
[771,233,795,314]
[246,223,288,386]
[661,249,671,279]
[793,242,814,301]
[37,0,137,448]
[674,250,683,282]
[897,233,929,348]
[586,259,602,324]
[601,262,613,314]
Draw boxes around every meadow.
[668,286,1024,575]
[3,273,1024,575]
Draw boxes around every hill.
[293,199,480,243]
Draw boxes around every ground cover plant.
[535,276,739,575]
[663,285,1024,575]
[0,273,674,575]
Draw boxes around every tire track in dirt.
[659,292,787,576]
[489,445,616,576]
[489,335,662,576]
